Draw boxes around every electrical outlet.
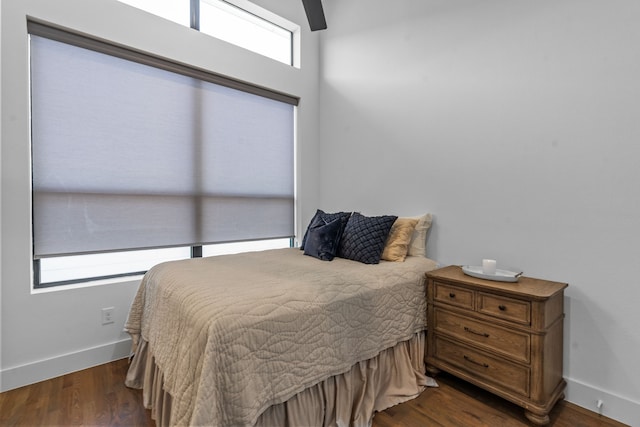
[101,307,115,325]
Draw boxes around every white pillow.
[407,213,433,257]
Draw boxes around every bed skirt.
[126,331,430,427]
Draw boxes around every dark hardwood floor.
[373,373,629,427]
[0,358,629,427]
[0,358,152,427]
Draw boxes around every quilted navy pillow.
[300,209,351,250]
[303,217,344,261]
[337,213,398,264]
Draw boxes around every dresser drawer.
[434,308,531,363]
[478,292,531,325]
[434,336,530,397]
[434,282,474,310]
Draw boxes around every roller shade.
[30,31,295,258]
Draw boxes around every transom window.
[117,0,296,66]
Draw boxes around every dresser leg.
[524,409,550,425]
[426,365,440,376]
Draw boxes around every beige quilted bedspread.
[124,248,436,426]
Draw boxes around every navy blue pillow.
[303,217,344,261]
[300,209,351,250]
[337,213,398,264]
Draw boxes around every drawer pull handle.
[464,326,489,338]
[498,305,506,311]
[449,293,456,298]
[464,355,489,368]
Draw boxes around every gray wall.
[318,0,640,424]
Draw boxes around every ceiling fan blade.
[301,0,327,31]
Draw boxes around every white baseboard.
[0,338,132,393]
[566,377,640,427]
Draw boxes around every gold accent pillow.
[381,217,419,262]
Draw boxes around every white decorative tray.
[462,265,522,282]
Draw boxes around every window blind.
[30,30,295,258]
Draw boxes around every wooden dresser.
[426,265,568,425]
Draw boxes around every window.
[37,239,292,287]
[201,238,292,257]
[199,0,292,65]
[37,247,192,286]
[29,23,297,288]
[117,0,296,65]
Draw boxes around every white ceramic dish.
[461,265,522,282]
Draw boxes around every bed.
[124,212,436,427]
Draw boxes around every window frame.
[116,0,300,67]
[29,22,298,289]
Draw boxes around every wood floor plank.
[0,360,629,427]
